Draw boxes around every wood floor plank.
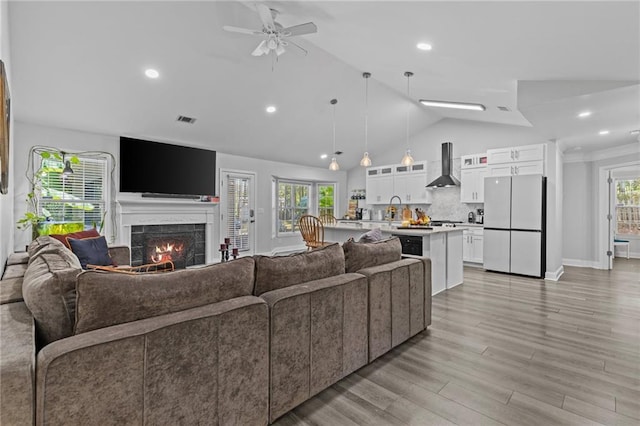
[507,392,604,426]
[272,261,640,425]
[562,395,639,426]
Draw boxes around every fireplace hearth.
[130,224,205,269]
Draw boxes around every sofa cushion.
[68,236,113,269]
[343,237,402,273]
[253,243,345,296]
[49,228,100,249]
[74,256,256,334]
[22,251,82,345]
[27,235,67,258]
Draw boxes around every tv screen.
[119,137,216,197]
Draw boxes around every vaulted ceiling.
[8,1,640,168]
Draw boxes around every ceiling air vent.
[176,115,197,124]
[334,151,343,155]
[497,106,511,112]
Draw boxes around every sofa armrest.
[36,296,269,426]
[1,301,36,426]
[1,277,24,304]
[108,245,130,266]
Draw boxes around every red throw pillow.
[50,228,100,249]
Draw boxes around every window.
[275,180,336,236]
[615,178,640,236]
[36,154,109,231]
[318,183,335,218]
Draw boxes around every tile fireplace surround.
[117,198,217,265]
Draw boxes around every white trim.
[562,258,601,269]
[563,143,640,163]
[219,169,257,256]
[544,265,564,281]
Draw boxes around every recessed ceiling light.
[420,99,486,111]
[599,130,610,135]
[573,146,582,151]
[144,69,159,79]
[416,42,432,51]
[266,105,277,113]
[630,129,640,135]
[577,111,591,118]
[320,154,328,159]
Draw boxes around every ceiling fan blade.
[256,3,276,32]
[281,22,317,37]
[275,44,286,56]
[287,39,308,56]
[251,40,268,56]
[223,25,263,36]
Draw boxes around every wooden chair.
[318,213,337,226]
[298,215,330,250]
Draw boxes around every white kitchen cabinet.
[487,144,544,164]
[366,166,394,204]
[463,228,484,264]
[447,231,464,288]
[366,162,431,204]
[394,162,431,204]
[487,160,544,177]
[461,153,488,168]
[460,167,487,202]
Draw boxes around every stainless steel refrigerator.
[483,174,546,278]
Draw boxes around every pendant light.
[329,99,339,171]
[61,152,74,177]
[400,71,415,166]
[360,72,372,167]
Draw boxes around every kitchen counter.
[324,223,464,295]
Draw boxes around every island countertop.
[325,222,469,236]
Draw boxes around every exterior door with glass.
[220,171,256,256]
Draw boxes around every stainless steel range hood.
[427,142,460,187]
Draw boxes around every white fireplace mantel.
[117,198,218,264]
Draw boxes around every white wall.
[0,0,14,274]
[13,122,346,255]
[562,162,594,265]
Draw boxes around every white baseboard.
[562,258,600,269]
[545,265,564,281]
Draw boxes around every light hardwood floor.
[273,259,640,425]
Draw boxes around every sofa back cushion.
[49,228,100,249]
[27,235,67,259]
[22,245,82,345]
[343,237,402,273]
[253,243,345,296]
[74,256,256,334]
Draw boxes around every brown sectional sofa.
[0,235,432,425]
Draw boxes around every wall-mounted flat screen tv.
[119,137,216,197]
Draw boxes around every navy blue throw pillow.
[68,236,113,269]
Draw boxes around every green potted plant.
[17,148,82,240]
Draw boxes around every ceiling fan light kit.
[223,4,317,58]
[419,99,486,111]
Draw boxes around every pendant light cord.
[332,100,337,153]
[365,76,369,152]
[406,72,411,149]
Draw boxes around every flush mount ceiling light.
[416,42,432,51]
[144,69,159,79]
[578,111,592,118]
[419,99,486,111]
[265,105,277,113]
[599,130,610,135]
[360,72,372,167]
[329,99,339,171]
[630,129,640,135]
[401,71,415,167]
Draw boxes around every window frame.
[274,178,337,237]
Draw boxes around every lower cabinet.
[463,228,484,264]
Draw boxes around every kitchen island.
[324,222,464,295]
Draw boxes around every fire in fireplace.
[130,224,205,269]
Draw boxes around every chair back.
[319,213,337,226]
[298,215,325,250]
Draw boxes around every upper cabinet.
[487,144,545,177]
[366,161,431,204]
[460,153,487,203]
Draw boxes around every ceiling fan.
[223,3,317,57]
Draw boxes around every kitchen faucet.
[387,195,402,226]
